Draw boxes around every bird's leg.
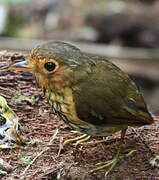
[90,128,137,176]
[63,131,91,146]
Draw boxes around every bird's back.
[71,55,154,127]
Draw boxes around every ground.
[0,52,159,180]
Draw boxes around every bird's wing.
[72,57,153,126]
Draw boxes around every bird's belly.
[56,106,124,137]
[45,89,127,137]
[66,121,126,137]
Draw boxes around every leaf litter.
[0,52,159,179]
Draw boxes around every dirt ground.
[0,52,159,180]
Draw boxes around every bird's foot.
[90,149,136,176]
[63,131,91,146]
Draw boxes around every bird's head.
[9,41,88,90]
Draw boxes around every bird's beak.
[8,60,31,71]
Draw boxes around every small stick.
[131,128,154,155]
[22,129,59,176]
[57,136,63,157]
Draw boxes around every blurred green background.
[1,0,159,46]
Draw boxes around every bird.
[9,41,154,175]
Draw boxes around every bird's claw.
[63,132,90,146]
[90,149,137,176]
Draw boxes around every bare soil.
[0,52,159,180]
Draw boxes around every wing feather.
[72,56,153,126]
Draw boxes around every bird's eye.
[44,62,56,72]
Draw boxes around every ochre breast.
[44,87,92,127]
[44,87,127,136]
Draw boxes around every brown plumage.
[9,41,154,175]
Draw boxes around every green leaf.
[0,169,7,175]
[149,156,159,168]
[19,157,32,165]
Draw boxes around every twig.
[0,87,11,92]
[22,129,59,176]
[57,136,63,157]
[131,128,154,155]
